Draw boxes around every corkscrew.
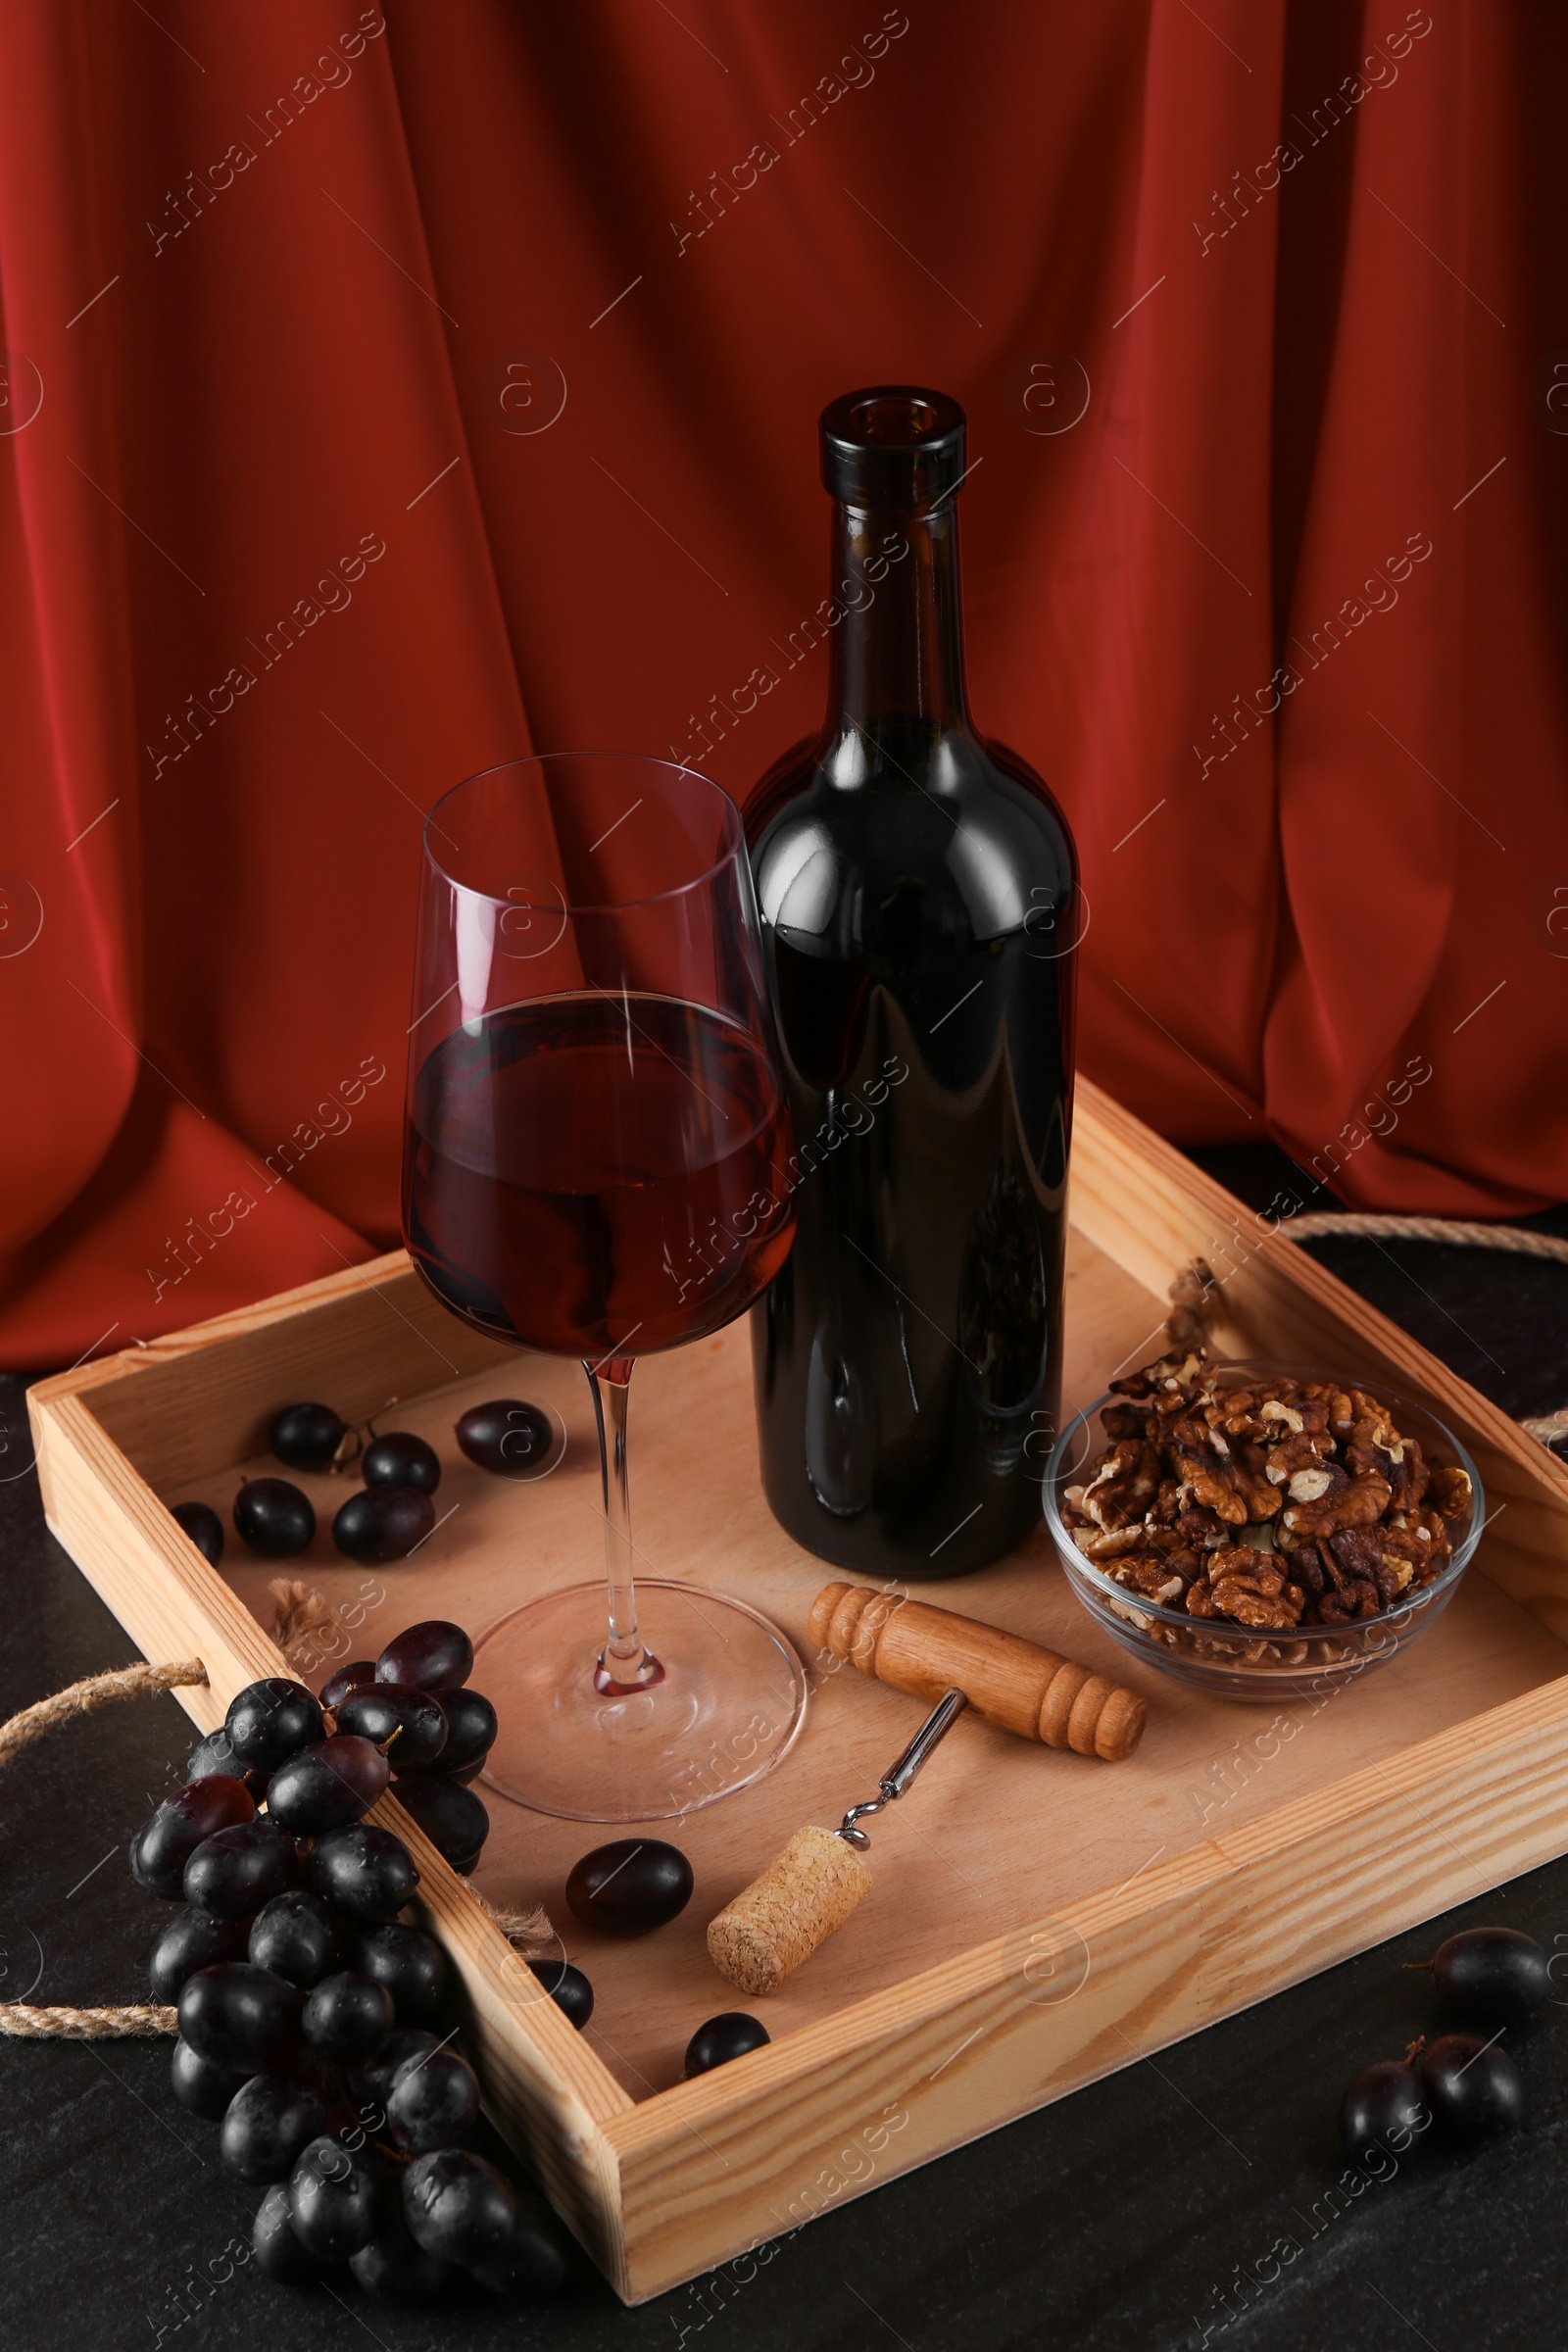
[707,1586,1151,1996]
[835,1686,967,1848]
[707,1689,967,1997]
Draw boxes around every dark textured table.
[5,1145,1568,2352]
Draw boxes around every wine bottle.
[746,386,1078,1578]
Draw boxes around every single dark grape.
[150,1908,253,2004]
[393,1773,488,1872]
[225,1678,325,1773]
[386,2046,480,2153]
[404,2148,517,2268]
[352,1922,448,2023]
[301,1969,396,2065]
[183,1727,267,1796]
[233,1478,316,1559]
[364,1432,441,1495]
[172,1499,224,1566]
[1339,2060,1430,2164]
[337,1686,448,1768]
[221,2072,327,2183]
[253,2180,332,2283]
[184,1819,299,1919]
[265,1736,390,1836]
[170,2035,253,2121]
[428,1688,497,1783]
[1431,1928,1553,2027]
[376,1621,473,1692]
[270,1401,346,1473]
[566,1839,693,1936]
[527,1957,594,2031]
[351,2225,449,2303]
[332,1485,435,1565]
[470,2186,569,2300]
[290,2137,384,2260]
[1417,2033,1526,2141]
[455,1398,553,1476]
[308,1824,418,1922]
[248,1891,340,1989]
[354,2029,439,2112]
[129,1777,256,1901]
[178,1962,304,2070]
[684,2012,770,2079]
[321,1661,376,1710]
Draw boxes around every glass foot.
[475,1580,808,1823]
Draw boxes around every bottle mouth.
[819,384,966,511]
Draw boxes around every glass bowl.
[1042,1361,1485,1703]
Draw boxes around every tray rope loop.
[0,1657,208,2038]
[1287,1212,1568,1445]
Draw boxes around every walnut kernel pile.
[1062,1349,1473,1636]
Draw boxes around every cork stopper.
[707,1826,872,1996]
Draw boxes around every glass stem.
[586,1357,663,1694]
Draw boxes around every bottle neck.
[825,501,970,737]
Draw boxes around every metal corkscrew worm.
[836,1687,968,1849]
[707,1690,969,1996]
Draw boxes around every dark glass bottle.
[746,386,1078,1578]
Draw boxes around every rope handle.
[0,1659,209,2037]
[0,1658,209,1771]
[1288,1211,1568,1263]
[1283,1212,1568,1445]
[2,2001,178,2038]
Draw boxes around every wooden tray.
[27,1079,1568,2304]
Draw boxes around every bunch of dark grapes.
[1339,1926,1550,2164]
[132,1644,567,2304]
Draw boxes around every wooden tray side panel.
[40,1252,513,1495]
[1197,1674,1568,1991]
[607,1679,1568,2300]
[25,1382,640,2289]
[398,1829,634,2285]
[1070,1082,1568,1641]
[31,1394,279,1733]
[607,1861,1224,2302]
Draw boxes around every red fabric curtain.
[1,0,1563,1368]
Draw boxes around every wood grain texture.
[26,1079,1568,2304]
[56,1250,514,1495]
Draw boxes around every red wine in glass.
[400,753,807,1824]
[405,994,795,1358]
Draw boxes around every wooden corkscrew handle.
[808,1583,1147,1762]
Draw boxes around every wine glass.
[401,754,807,1823]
